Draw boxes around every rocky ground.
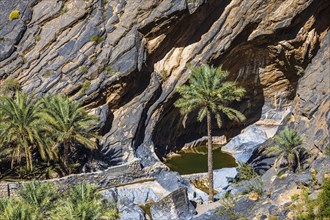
[0,0,329,219]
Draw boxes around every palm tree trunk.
[28,148,33,172]
[63,140,69,174]
[288,154,293,172]
[295,151,301,172]
[207,109,214,202]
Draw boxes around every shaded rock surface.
[0,0,329,218]
[0,0,328,166]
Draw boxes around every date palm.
[50,183,119,220]
[267,127,304,172]
[0,92,49,172]
[41,95,99,174]
[175,64,246,201]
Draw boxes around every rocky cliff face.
[0,0,329,166]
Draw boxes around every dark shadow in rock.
[100,111,114,136]
[151,46,266,159]
[100,146,123,167]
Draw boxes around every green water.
[165,145,237,175]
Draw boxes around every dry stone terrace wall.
[0,159,142,198]
[150,187,196,220]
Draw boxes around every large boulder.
[222,125,268,162]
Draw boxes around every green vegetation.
[0,78,21,95]
[61,7,68,14]
[291,194,299,202]
[41,95,98,173]
[90,35,103,44]
[9,9,20,21]
[217,192,240,219]
[43,70,52,77]
[81,66,89,73]
[34,35,41,41]
[80,80,91,95]
[0,92,99,179]
[236,162,258,181]
[105,66,116,76]
[175,64,246,201]
[0,181,119,220]
[0,92,47,172]
[325,145,330,157]
[266,127,305,173]
[291,178,330,219]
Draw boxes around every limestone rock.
[150,187,196,220]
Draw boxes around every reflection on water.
[165,145,237,175]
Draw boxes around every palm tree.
[175,64,246,201]
[50,183,119,220]
[0,92,50,172]
[41,95,99,174]
[18,180,57,217]
[266,126,304,172]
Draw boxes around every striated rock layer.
[0,0,329,166]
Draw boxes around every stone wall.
[0,159,142,198]
[150,187,196,220]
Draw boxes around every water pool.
[165,145,237,175]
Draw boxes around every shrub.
[9,9,20,21]
[43,70,52,77]
[294,178,330,219]
[291,194,299,202]
[325,145,330,157]
[90,35,103,44]
[80,66,89,73]
[105,66,116,76]
[0,78,21,95]
[318,178,330,218]
[61,7,68,14]
[34,35,41,41]
[236,162,258,181]
[217,192,239,218]
[80,80,91,95]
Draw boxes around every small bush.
[61,7,68,14]
[34,35,41,41]
[9,9,20,21]
[236,162,258,181]
[0,78,21,95]
[217,192,239,218]
[294,178,330,219]
[105,66,116,76]
[80,66,89,73]
[325,145,330,157]
[318,178,330,218]
[90,35,103,44]
[80,80,91,95]
[43,70,52,77]
[291,194,299,202]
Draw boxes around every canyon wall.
[0,0,329,166]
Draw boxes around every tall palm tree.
[0,92,49,172]
[41,95,99,173]
[175,64,246,201]
[266,126,304,172]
